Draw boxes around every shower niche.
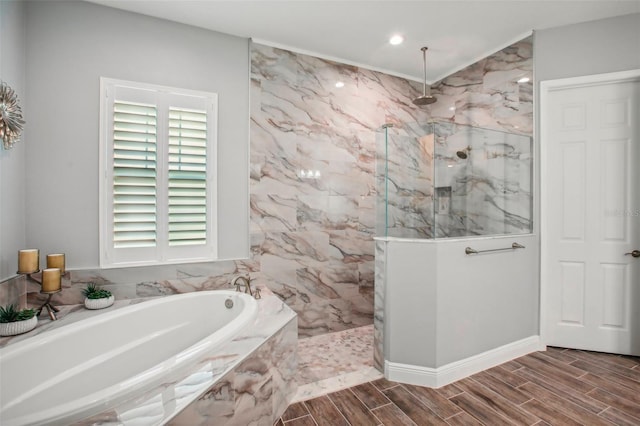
[373,121,539,387]
[435,186,451,215]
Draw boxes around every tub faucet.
[231,275,253,296]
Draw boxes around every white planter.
[84,295,115,310]
[0,316,38,337]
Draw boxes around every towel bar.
[465,242,525,255]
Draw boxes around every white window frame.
[99,77,218,268]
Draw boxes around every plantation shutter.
[112,101,158,248]
[100,78,217,268]
[168,107,208,246]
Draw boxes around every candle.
[18,249,39,274]
[46,253,66,275]
[41,268,61,292]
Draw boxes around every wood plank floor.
[276,348,640,425]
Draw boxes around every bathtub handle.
[465,242,525,255]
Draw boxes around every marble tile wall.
[249,43,429,337]
[429,37,533,135]
[382,36,533,239]
[433,122,532,237]
[429,36,534,238]
[1,260,253,309]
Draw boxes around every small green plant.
[0,304,36,323]
[82,283,113,300]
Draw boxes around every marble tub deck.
[294,324,382,403]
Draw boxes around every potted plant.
[82,283,114,310]
[0,304,38,336]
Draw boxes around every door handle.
[625,250,640,258]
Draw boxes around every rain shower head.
[413,94,437,106]
[413,47,437,106]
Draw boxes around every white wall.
[0,0,27,281]
[23,1,249,268]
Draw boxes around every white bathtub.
[0,290,258,426]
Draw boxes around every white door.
[543,73,640,355]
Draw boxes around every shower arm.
[421,47,428,96]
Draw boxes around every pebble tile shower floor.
[293,324,383,402]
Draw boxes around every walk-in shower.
[373,121,539,387]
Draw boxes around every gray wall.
[22,1,249,269]
[535,13,640,82]
[381,234,539,369]
[0,0,27,281]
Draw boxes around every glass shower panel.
[375,126,388,238]
[433,123,532,238]
[376,123,435,238]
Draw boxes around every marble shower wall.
[381,36,533,239]
[250,43,428,337]
[433,122,532,237]
[429,36,533,135]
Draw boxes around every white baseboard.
[385,335,544,388]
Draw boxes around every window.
[100,78,217,267]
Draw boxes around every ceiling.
[87,0,640,83]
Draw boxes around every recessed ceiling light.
[517,77,530,83]
[335,81,345,88]
[389,34,404,45]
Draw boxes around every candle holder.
[37,289,61,321]
[16,249,65,321]
[18,270,42,285]
[17,271,62,321]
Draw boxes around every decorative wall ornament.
[0,80,25,150]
